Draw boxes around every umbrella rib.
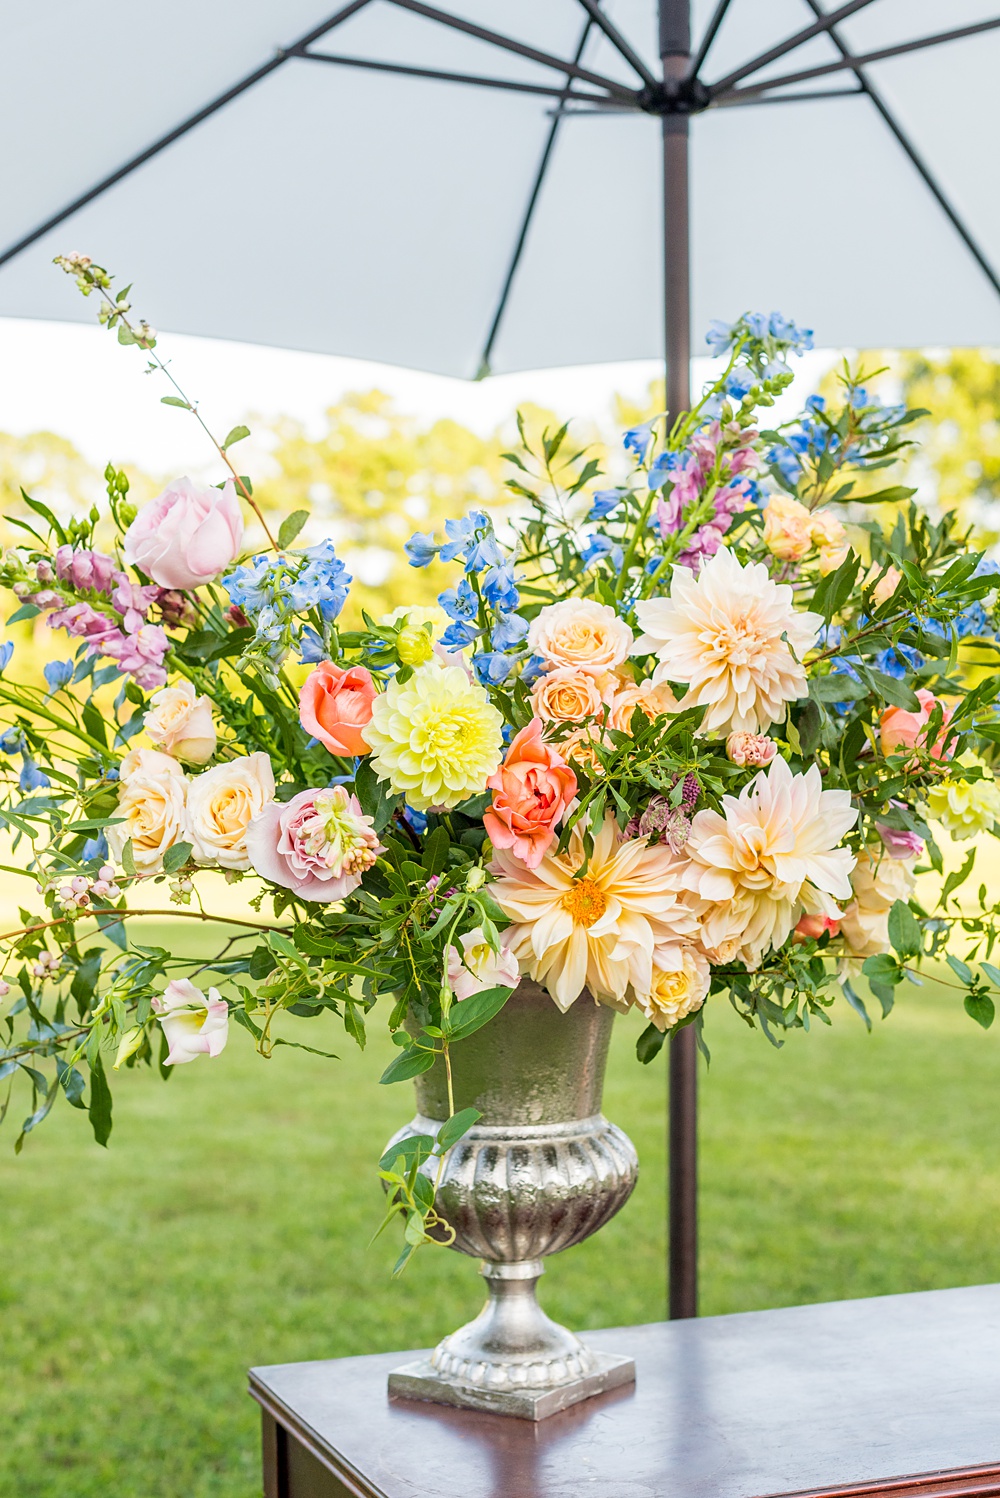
[715,17,1000,101]
[300,49,625,104]
[707,0,879,95]
[801,0,1000,304]
[687,0,734,81]
[571,0,659,89]
[384,0,639,103]
[0,0,375,273]
[477,19,594,378]
[711,85,864,107]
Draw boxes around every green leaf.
[887,900,922,960]
[852,485,918,505]
[160,395,191,409]
[354,758,399,834]
[81,699,109,748]
[161,841,193,874]
[947,954,974,985]
[636,1022,666,1064]
[222,424,250,451]
[277,509,309,548]
[862,953,904,985]
[56,1058,86,1109]
[436,1107,481,1153]
[964,992,995,1030]
[70,948,104,1012]
[121,839,137,878]
[378,1133,435,1172]
[5,603,41,625]
[379,1046,436,1085]
[267,930,305,966]
[863,670,920,711]
[67,817,126,833]
[87,1051,113,1147]
[421,825,450,878]
[444,984,514,1041]
[22,492,68,544]
[840,980,872,1032]
[248,945,277,980]
[809,673,867,704]
[980,961,1000,990]
[941,849,976,906]
[812,549,860,622]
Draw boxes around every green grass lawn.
[1,926,999,1497]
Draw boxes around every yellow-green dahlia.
[362,663,504,812]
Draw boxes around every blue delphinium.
[473,652,513,686]
[0,642,13,673]
[224,541,352,667]
[874,643,924,678]
[19,758,50,792]
[82,832,109,863]
[440,618,480,650]
[438,577,478,622]
[587,490,623,522]
[0,727,26,755]
[623,422,656,462]
[404,531,438,568]
[43,659,74,698]
[491,614,529,650]
[299,627,326,664]
[482,562,520,615]
[580,534,624,571]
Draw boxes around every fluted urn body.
[384,980,639,1419]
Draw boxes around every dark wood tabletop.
[250,1283,1000,1498]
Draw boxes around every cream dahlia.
[362,663,503,811]
[490,817,698,1011]
[632,547,822,736]
[679,755,857,969]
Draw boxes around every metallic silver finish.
[385,981,638,1419]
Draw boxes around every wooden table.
[250,1283,1000,1498]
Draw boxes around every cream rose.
[609,677,679,733]
[528,599,633,676]
[531,666,611,723]
[107,764,188,875]
[839,846,916,958]
[144,680,217,764]
[762,494,813,561]
[186,752,275,870]
[119,746,185,783]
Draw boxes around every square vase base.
[387,1349,636,1421]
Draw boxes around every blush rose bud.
[726,732,778,768]
[123,477,244,591]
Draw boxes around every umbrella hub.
[638,77,710,116]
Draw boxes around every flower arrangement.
[3,261,1000,1272]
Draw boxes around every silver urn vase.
[384,980,639,1419]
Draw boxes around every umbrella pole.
[659,0,698,1322]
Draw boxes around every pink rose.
[483,718,577,869]
[246,785,382,902]
[880,689,953,763]
[123,477,244,590]
[299,661,377,757]
[793,913,840,942]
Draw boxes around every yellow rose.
[762,494,813,561]
[527,599,633,675]
[634,945,710,1031]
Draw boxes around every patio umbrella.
[2,0,999,1320]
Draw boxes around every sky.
[0,315,839,479]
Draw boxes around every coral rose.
[299,661,377,757]
[483,718,577,868]
[879,688,953,763]
[123,477,243,590]
[528,599,633,675]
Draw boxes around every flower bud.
[113,1025,145,1071]
[396,625,434,667]
[465,866,486,891]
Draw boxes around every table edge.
[249,1372,389,1498]
[248,1366,1000,1498]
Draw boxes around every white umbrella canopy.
[3,0,999,1322]
[1,0,999,377]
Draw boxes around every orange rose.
[299,661,377,757]
[531,666,609,724]
[483,719,577,868]
[879,688,953,764]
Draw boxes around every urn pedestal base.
[387,1259,636,1419]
